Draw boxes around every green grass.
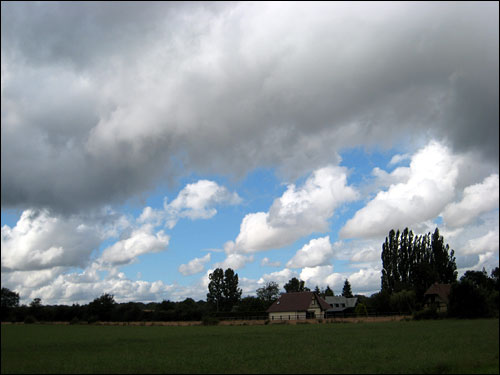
[1,319,498,373]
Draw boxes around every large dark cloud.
[2,2,498,213]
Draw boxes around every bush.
[70,316,80,325]
[355,302,368,317]
[448,280,491,318]
[201,316,220,326]
[390,290,416,314]
[24,315,37,324]
[413,306,438,320]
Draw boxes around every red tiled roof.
[266,292,331,313]
[424,283,451,304]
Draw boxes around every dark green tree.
[207,268,242,312]
[1,288,20,321]
[450,268,499,318]
[448,279,490,318]
[491,267,500,290]
[256,281,280,308]
[461,269,494,290]
[223,268,242,312]
[284,277,309,293]
[29,298,43,320]
[324,285,334,296]
[342,279,353,298]
[88,293,116,321]
[1,288,20,310]
[236,296,266,313]
[207,268,225,312]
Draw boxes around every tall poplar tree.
[381,227,457,302]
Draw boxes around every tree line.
[1,227,498,323]
[377,227,498,318]
[0,274,356,323]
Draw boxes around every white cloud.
[1,267,69,292]
[261,257,281,267]
[347,268,381,294]
[99,224,169,266]
[340,141,463,239]
[462,230,499,255]
[1,209,103,272]
[300,265,344,290]
[214,253,254,271]
[230,166,358,253]
[257,268,297,288]
[137,206,164,226]
[371,166,411,189]
[178,253,211,276]
[137,180,242,229]
[165,180,242,228]
[350,246,381,263]
[441,173,499,227]
[440,209,498,269]
[286,236,335,269]
[388,153,411,166]
[1,259,182,305]
[297,264,380,295]
[462,252,499,275]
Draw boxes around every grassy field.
[1,319,498,374]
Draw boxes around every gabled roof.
[424,283,451,304]
[266,292,331,313]
[324,296,358,311]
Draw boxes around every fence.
[325,311,411,319]
[210,310,411,322]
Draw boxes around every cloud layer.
[2,2,498,214]
[1,2,498,305]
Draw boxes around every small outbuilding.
[424,283,451,312]
[324,296,358,317]
[266,291,331,321]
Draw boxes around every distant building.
[424,283,451,312]
[266,291,331,320]
[324,296,358,317]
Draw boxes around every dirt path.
[2,315,412,326]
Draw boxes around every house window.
[341,303,345,307]
[335,304,339,307]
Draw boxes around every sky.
[1,1,499,305]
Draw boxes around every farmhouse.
[423,283,451,312]
[324,296,358,317]
[266,291,331,320]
